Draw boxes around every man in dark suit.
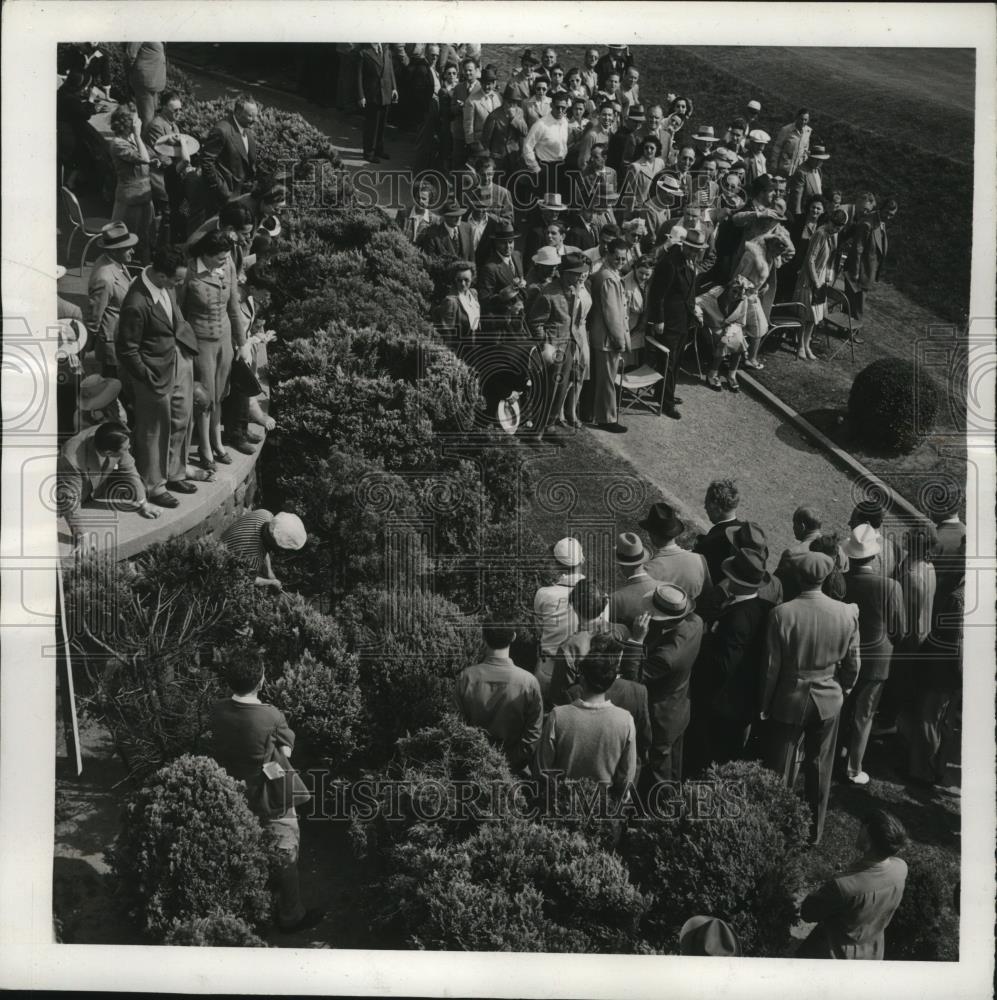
[356,42,398,162]
[693,478,743,584]
[416,200,475,259]
[647,228,706,418]
[839,525,906,786]
[567,205,601,251]
[762,552,861,844]
[200,96,259,211]
[115,244,199,507]
[630,583,704,784]
[477,222,525,330]
[841,194,896,327]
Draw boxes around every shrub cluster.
[848,358,940,454]
[163,914,267,947]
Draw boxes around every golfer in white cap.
[221,508,307,590]
[533,536,588,698]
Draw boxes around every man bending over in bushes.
[220,509,307,590]
[209,650,325,934]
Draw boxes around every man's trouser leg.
[591,348,621,424]
[845,677,884,777]
[542,341,573,430]
[167,350,194,482]
[657,324,687,403]
[803,706,840,845]
[269,814,306,928]
[129,376,171,495]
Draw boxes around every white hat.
[271,512,307,550]
[748,129,770,144]
[666,224,688,246]
[842,523,881,560]
[56,265,67,280]
[746,99,761,112]
[532,246,561,266]
[553,537,583,567]
[56,318,88,359]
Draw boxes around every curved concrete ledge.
[57,429,263,563]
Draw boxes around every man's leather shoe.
[673,396,684,404]
[243,428,264,444]
[228,437,256,455]
[597,422,628,433]
[663,405,682,420]
[166,480,197,494]
[148,492,180,508]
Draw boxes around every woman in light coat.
[734,230,794,370]
[794,208,847,361]
[107,104,155,262]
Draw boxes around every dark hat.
[97,221,138,250]
[615,531,648,566]
[639,502,684,540]
[644,583,694,622]
[626,103,646,122]
[809,144,830,160]
[481,66,498,83]
[679,916,742,957]
[490,220,520,241]
[520,48,540,66]
[721,547,770,588]
[559,251,589,274]
[682,228,707,250]
[725,521,769,554]
[441,199,467,217]
[503,83,522,102]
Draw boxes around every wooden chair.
[60,186,110,275]
[616,334,670,416]
[766,301,808,355]
[820,286,859,362]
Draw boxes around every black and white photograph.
[1,2,995,996]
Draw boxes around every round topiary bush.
[163,913,267,947]
[109,755,276,939]
[883,842,959,961]
[847,358,939,454]
[622,760,812,956]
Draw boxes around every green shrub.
[372,819,653,952]
[848,357,940,454]
[109,755,275,939]
[884,842,959,961]
[349,715,518,868]
[163,913,267,947]
[336,586,481,763]
[623,761,811,956]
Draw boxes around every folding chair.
[820,286,859,363]
[616,334,670,416]
[766,301,808,356]
[60,186,110,275]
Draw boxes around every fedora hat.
[56,318,88,359]
[842,523,882,559]
[559,251,589,274]
[615,531,648,567]
[271,512,307,551]
[725,521,769,554]
[553,536,584,568]
[626,103,646,122]
[714,147,738,166]
[644,583,694,622]
[481,65,498,83]
[656,174,683,199]
[520,48,540,66]
[531,245,561,266]
[747,128,771,144]
[441,199,466,217]
[502,83,522,102]
[79,374,122,411]
[721,547,770,588]
[808,144,831,160]
[693,125,719,143]
[491,220,520,241]
[639,501,684,540]
[536,192,568,212]
[683,228,707,250]
[679,916,741,957]
[98,221,138,250]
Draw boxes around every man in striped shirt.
[220,508,307,589]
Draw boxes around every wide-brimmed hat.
[721,547,770,588]
[271,512,307,550]
[725,521,769,554]
[626,103,646,122]
[153,132,200,160]
[746,99,762,112]
[608,43,628,50]
[808,144,830,160]
[532,245,561,266]
[503,83,522,102]
[693,125,719,143]
[639,501,684,539]
[795,551,834,586]
[56,318,88,359]
[656,174,683,200]
[481,66,498,83]
[683,228,707,250]
[79,374,122,411]
[553,536,583,568]
[644,583,694,622]
[97,221,138,250]
[679,916,742,957]
[747,129,770,144]
[441,199,466,217]
[842,523,882,559]
[559,251,589,274]
[714,147,738,166]
[536,192,568,212]
[490,220,520,241]
[259,214,282,238]
[615,531,648,566]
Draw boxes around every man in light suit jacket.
[88,222,138,377]
[762,551,861,845]
[588,238,630,430]
[126,42,166,127]
[463,66,501,154]
[200,96,259,211]
[356,42,398,162]
[609,532,655,629]
[640,502,713,602]
[57,421,159,542]
[115,245,199,506]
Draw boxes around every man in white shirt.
[522,91,570,199]
[533,537,586,699]
[770,108,812,177]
